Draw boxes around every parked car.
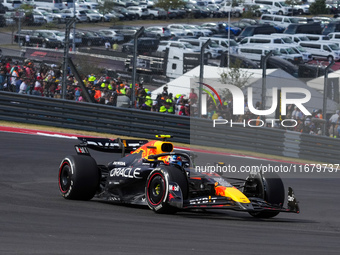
[230,21,253,30]
[2,0,22,11]
[110,25,140,41]
[148,7,167,19]
[112,0,126,7]
[258,20,285,33]
[76,31,104,46]
[291,45,313,62]
[60,9,87,23]
[14,30,63,48]
[237,45,282,62]
[113,6,136,20]
[219,1,244,18]
[273,45,303,65]
[178,38,224,59]
[184,4,204,19]
[293,4,310,15]
[122,37,160,54]
[168,7,186,19]
[223,22,242,36]
[201,22,227,34]
[206,4,225,18]
[34,9,55,23]
[82,8,102,22]
[139,0,154,7]
[38,29,82,47]
[102,10,124,21]
[3,12,14,26]
[167,24,203,37]
[298,41,340,62]
[260,14,307,29]
[157,41,199,53]
[243,3,270,17]
[143,26,171,39]
[35,7,69,23]
[98,29,125,43]
[284,23,323,35]
[32,10,45,25]
[322,21,340,35]
[184,24,212,37]
[76,0,98,9]
[236,24,277,42]
[126,6,149,19]
[199,36,239,54]
[0,3,7,14]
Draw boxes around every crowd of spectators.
[0,57,339,137]
[0,57,199,116]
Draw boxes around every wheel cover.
[147,173,165,206]
[59,163,71,193]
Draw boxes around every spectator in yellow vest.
[142,91,152,111]
[160,102,174,114]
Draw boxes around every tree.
[155,0,185,12]
[97,0,116,15]
[13,4,34,28]
[309,0,327,15]
[219,59,253,100]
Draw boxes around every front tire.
[146,166,188,214]
[244,172,285,218]
[58,155,100,200]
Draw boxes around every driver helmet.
[169,155,182,167]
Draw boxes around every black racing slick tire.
[245,172,285,218]
[146,166,188,214]
[58,155,100,200]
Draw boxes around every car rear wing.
[75,137,149,156]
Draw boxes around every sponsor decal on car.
[169,184,180,192]
[111,161,126,166]
[189,197,217,205]
[110,167,142,179]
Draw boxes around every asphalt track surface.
[1,131,340,255]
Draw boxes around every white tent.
[152,65,339,114]
[152,66,268,99]
[306,69,340,95]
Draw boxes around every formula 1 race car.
[58,135,300,218]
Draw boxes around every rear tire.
[244,172,285,218]
[58,155,100,200]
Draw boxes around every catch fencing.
[0,91,339,163]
